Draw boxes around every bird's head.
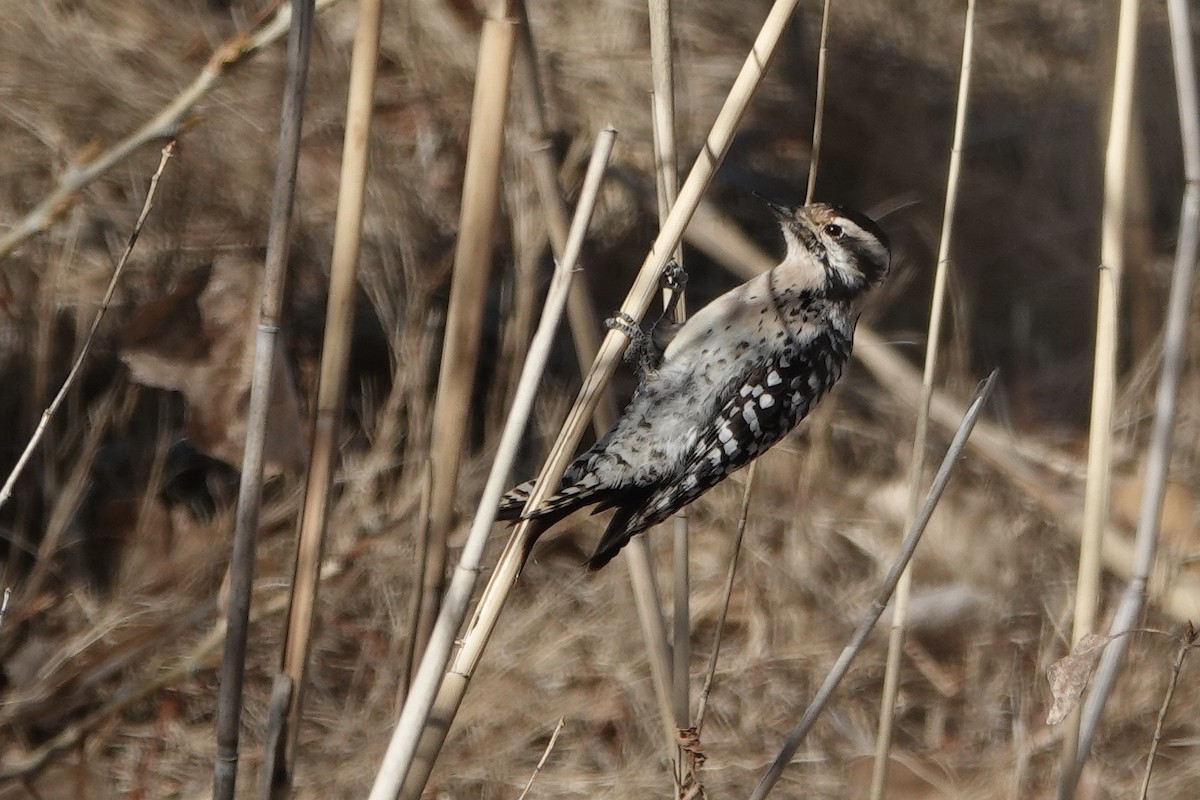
[760,198,891,298]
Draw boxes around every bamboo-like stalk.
[263,0,385,794]
[415,0,518,663]
[0,0,342,265]
[750,372,997,800]
[369,130,618,800]
[512,1,613,424]
[384,5,804,795]
[212,1,315,796]
[868,3,975,797]
[647,1,690,790]
[1069,0,1196,785]
[0,142,174,517]
[511,1,675,744]
[1058,0,1141,790]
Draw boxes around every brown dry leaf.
[120,256,307,474]
[1045,633,1114,725]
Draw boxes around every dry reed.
[418,0,519,662]
[213,0,315,796]
[370,129,618,800]
[267,0,386,793]
[1070,0,1199,783]
[750,372,997,799]
[869,1,976,796]
[1058,0,1141,790]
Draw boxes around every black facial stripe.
[827,204,890,252]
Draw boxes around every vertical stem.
[370,132,618,800]
[647,1,690,788]
[1059,0,1141,791]
[868,2,975,798]
[268,0,384,793]
[212,1,315,798]
[417,0,517,660]
[1070,0,1194,785]
[805,0,832,205]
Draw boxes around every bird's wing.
[621,331,849,536]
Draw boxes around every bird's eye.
[823,223,844,238]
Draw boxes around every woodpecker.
[498,200,891,570]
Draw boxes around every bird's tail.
[586,504,648,571]
[497,476,611,522]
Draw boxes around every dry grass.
[2,0,1200,798]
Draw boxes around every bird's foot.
[606,312,660,377]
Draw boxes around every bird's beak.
[753,191,795,222]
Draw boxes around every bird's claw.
[662,259,687,293]
[605,312,644,341]
[605,312,658,376]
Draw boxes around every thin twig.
[1069,0,1192,785]
[0,0,342,265]
[212,0,315,796]
[1060,0,1143,788]
[267,0,386,794]
[749,371,997,800]
[515,717,567,800]
[1137,624,1197,800]
[869,3,975,796]
[805,0,832,204]
[694,464,755,734]
[368,129,617,800]
[0,141,176,514]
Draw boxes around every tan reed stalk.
[0,0,342,264]
[212,0,315,796]
[0,142,175,515]
[806,0,832,204]
[647,1,691,789]
[262,0,385,794]
[751,372,997,800]
[416,0,518,663]
[1058,0,1141,791]
[512,1,611,422]
[381,5,805,795]
[1070,0,1197,784]
[868,3,975,797]
[1137,625,1197,800]
[511,0,674,742]
[369,130,618,800]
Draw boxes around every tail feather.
[498,476,611,521]
[586,495,653,571]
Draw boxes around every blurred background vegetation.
[1,0,1198,797]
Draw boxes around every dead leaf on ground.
[1046,633,1114,725]
[120,256,307,474]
